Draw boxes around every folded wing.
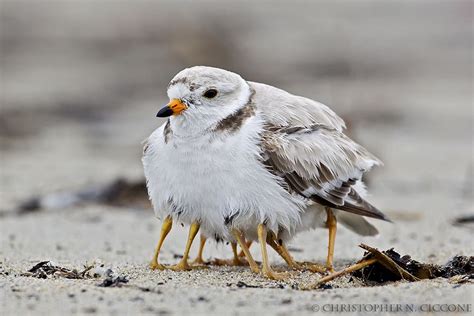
[250,82,346,131]
[261,124,390,221]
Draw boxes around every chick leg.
[213,242,248,266]
[238,241,252,258]
[150,216,173,270]
[266,233,326,273]
[170,222,200,271]
[191,234,208,265]
[266,231,300,269]
[232,229,259,273]
[230,242,245,265]
[258,224,288,280]
[326,208,337,273]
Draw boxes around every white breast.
[142,113,304,240]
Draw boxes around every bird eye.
[203,89,218,98]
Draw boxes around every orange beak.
[156,99,188,117]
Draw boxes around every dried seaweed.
[353,245,473,283]
[21,261,93,279]
[306,258,377,288]
[438,255,474,278]
[354,244,419,282]
[22,261,131,288]
[305,244,473,289]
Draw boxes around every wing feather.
[250,82,346,131]
[261,123,390,221]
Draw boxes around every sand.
[1,1,473,315]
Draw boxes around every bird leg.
[258,224,288,280]
[266,231,300,269]
[150,216,173,270]
[238,241,252,257]
[170,222,201,271]
[191,234,208,265]
[230,242,247,265]
[326,208,337,273]
[266,231,326,273]
[213,242,248,266]
[231,229,259,273]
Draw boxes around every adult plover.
[142,66,389,279]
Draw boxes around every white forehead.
[166,66,244,99]
[167,83,188,99]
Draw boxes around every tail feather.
[337,212,379,236]
[340,188,391,222]
[311,188,391,222]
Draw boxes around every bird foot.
[325,265,335,274]
[248,263,260,274]
[213,257,249,266]
[149,261,167,271]
[169,260,192,271]
[262,268,289,280]
[296,261,327,274]
[191,257,208,266]
[170,260,208,271]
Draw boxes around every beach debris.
[448,274,473,284]
[0,264,9,276]
[304,244,473,289]
[86,266,115,278]
[21,261,93,279]
[100,179,150,208]
[97,275,129,287]
[453,214,474,225]
[312,258,378,287]
[453,214,474,230]
[353,246,473,282]
[22,261,129,287]
[354,244,420,282]
[235,281,260,288]
[438,255,474,278]
[94,266,129,287]
[16,178,150,215]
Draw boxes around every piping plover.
[142,66,389,278]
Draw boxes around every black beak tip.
[156,107,173,118]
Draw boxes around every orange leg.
[232,229,259,273]
[326,208,337,273]
[191,234,208,265]
[266,231,300,269]
[213,242,248,266]
[258,224,288,280]
[238,241,252,257]
[150,216,173,270]
[170,222,201,271]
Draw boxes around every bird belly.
[143,120,304,239]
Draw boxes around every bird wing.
[249,81,346,131]
[261,123,390,221]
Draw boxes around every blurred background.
[0,0,472,255]
[0,1,473,313]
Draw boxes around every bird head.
[157,66,251,133]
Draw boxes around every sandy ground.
[1,1,473,315]
[0,199,473,315]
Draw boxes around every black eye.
[203,89,218,98]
